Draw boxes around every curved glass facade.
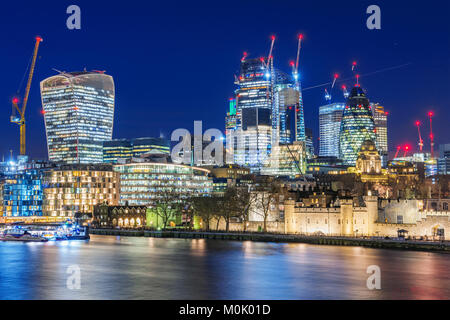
[40,71,115,164]
[339,86,376,165]
[114,163,212,206]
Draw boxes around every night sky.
[1,0,449,160]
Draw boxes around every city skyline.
[0,1,448,162]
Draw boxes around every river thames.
[0,235,448,299]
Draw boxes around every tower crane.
[415,121,424,152]
[342,85,349,98]
[11,36,43,155]
[394,145,401,159]
[403,145,410,157]
[428,111,434,158]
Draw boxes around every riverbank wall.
[90,229,450,252]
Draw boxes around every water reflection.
[0,235,448,300]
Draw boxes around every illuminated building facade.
[371,103,388,166]
[225,98,238,135]
[103,137,170,163]
[339,86,376,165]
[261,141,306,177]
[319,103,345,157]
[40,71,115,164]
[114,162,212,206]
[231,58,273,172]
[438,144,450,175]
[42,164,119,217]
[2,169,44,217]
[1,159,55,217]
[305,128,314,158]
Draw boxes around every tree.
[190,196,216,231]
[252,181,281,233]
[216,188,239,232]
[232,186,257,232]
[153,189,179,229]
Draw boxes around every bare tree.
[233,186,257,232]
[253,181,281,233]
[190,196,216,231]
[153,189,179,229]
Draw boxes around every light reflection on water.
[0,235,448,300]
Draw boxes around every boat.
[0,228,48,242]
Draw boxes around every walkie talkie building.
[40,71,115,164]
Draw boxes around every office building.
[42,164,119,217]
[40,71,115,164]
[319,103,345,157]
[339,86,376,165]
[230,58,273,172]
[103,137,170,163]
[438,144,450,175]
[114,161,212,206]
[371,103,388,166]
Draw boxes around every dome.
[359,140,377,152]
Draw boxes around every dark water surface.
[0,235,448,299]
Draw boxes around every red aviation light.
[428,111,434,117]
[270,35,276,41]
[298,34,304,40]
[289,61,295,67]
[385,111,389,116]
[35,36,43,42]
[40,110,46,115]
[12,97,19,104]
[415,120,420,126]
[334,73,339,79]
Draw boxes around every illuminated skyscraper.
[339,86,376,165]
[371,103,388,167]
[231,58,273,172]
[319,103,345,157]
[225,98,238,136]
[40,71,115,164]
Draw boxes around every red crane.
[415,121,424,152]
[403,144,410,157]
[394,145,401,159]
[428,111,435,158]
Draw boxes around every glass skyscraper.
[371,103,388,167]
[231,58,273,172]
[339,86,376,165]
[40,71,115,164]
[319,103,345,157]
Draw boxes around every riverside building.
[42,164,119,217]
[40,71,115,164]
[113,161,213,206]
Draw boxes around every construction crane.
[394,145,401,159]
[11,36,43,155]
[415,121,424,152]
[403,145,410,157]
[342,85,349,98]
[428,111,435,158]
